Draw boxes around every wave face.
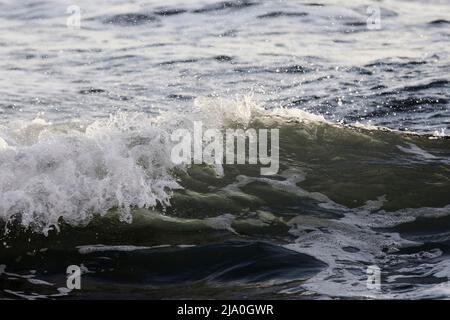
[0,98,320,232]
[1,0,450,299]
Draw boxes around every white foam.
[0,137,9,150]
[397,142,438,160]
[221,168,450,299]
[77,244,168,254]
[0,112,182,233]
[77,243,198,254]
[0,95,331,233]
[1,95,444,235]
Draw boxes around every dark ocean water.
[0,0,449,299]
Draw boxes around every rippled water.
[0,0,449,299]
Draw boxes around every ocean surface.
[0,0,449,299]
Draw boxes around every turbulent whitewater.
[0,0,449,299]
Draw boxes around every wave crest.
[0,113,181,233]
